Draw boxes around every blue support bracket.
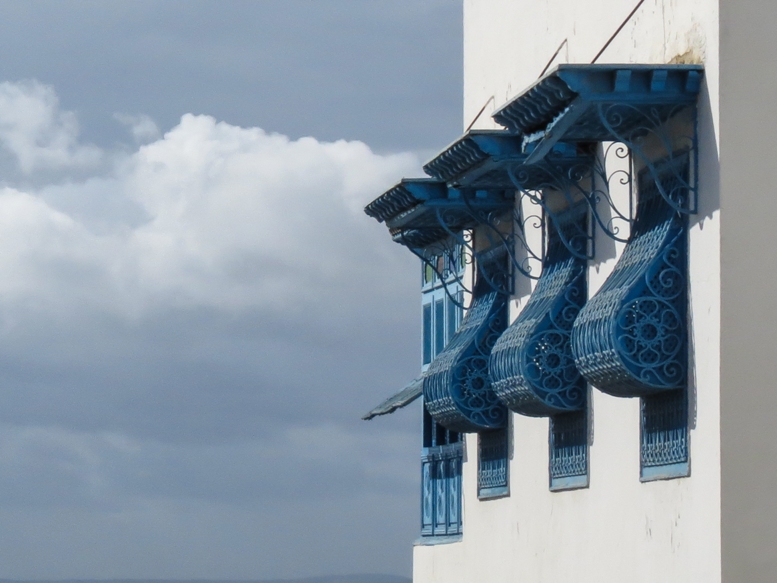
[493,64,703,216]
[365,177,514,306]
[424,130,596,274]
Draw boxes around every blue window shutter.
[447,454,461,533]
[423,303,432,366]
[434,298,445,357]
[446,294,457,345]
[421,458,433,535]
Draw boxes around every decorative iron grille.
[641,389,689,479]
[478,427,509,498]
[421,442,463,537]
[572,155,689,398]
[549,409,588,489]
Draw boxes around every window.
[421,406,462,537]
[420,247,466,538]
[640,389,689,480]
[421,247,465,369]
[478,426,509,498]
[549,409,589,491]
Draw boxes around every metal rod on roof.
[591,0,646,64]
[538,38,568,78]
[465,95,495,133]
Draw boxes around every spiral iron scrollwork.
[423,253,508,432]
[489,204,588,416]
[571,155,688,397]
[597,102,697,215]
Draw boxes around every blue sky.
[0,1,461,579]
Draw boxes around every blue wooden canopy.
[365,178,513,249]
[492,64,703,163]
[423,130,592,191]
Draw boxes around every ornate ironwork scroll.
[508,141,636,260]
[489,204,588,416]
[571,155,688,397]
[597,102,697,215]
[369,177,517,306]
[422,253,509,432]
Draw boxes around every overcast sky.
[0,1,462,579]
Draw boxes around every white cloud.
[0,80,102,173]
[0,80,424,579]
[0,87,421,320]
[0,80,423,442]
[113,112,161,144]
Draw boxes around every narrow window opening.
[549,409,589,491]
[640,389,689,481]
[478,426,509,499]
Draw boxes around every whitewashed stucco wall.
[414,1,722,582]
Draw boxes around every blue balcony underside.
[492,64,703,163]
[489,206,588,416]
[423,279,508,433]
[571,157,688,397]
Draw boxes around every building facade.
[364,1,777,581]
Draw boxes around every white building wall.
[414,1,722,582]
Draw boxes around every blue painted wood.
[422,303,432,366]
[490,205,588,416]
[422,130,587,191]
[434,298,445,358]
[421,458,433,535]
[492,65,703,137]
[364,178,514,250]
[433,458,447,535]
[420,441,462,537]
[447,455,461,530]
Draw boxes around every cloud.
[0,80,102,173]
[0,110,419,316]
[113,113,161,144]
[0,81,424,578]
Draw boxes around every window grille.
[478,427,509,498]
[549,409,588,490]
[421,406,462,537]
[641,389,689,480]
[420,254,465,537]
